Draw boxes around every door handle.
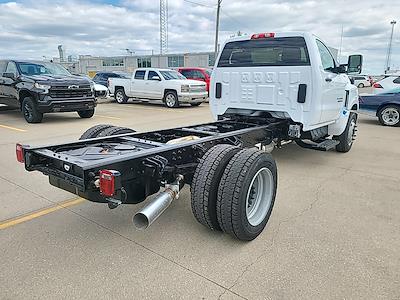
[325,78,332,82]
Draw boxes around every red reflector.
[373,83,383,88]
[99,169,120,197]
[16,143,24,163]
[251,32,275,39]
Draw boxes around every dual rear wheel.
[191,144,277,241]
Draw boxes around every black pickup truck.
[0,60,96,123]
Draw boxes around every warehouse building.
[63,52,216,77]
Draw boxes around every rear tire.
[378,105,400,127]
[77,109,95,118]
[97,126,136,137]
[191,144,241,231]
[79,124,114,140]
[115,89,128,104]
[22,97,43,123]
[164,91,179,108]
[217,148,277,241]
[335,112,357,153]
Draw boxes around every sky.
[0,0,399,74]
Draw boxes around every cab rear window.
[218,37,310,67]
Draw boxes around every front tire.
[115,89,128,104]
[164,91,179,108]
[378,105,400,127]
[22,97,43,123]
[77,109,95,118]
[217,148,277,241]
[335,112,358,153]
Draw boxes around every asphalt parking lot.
[0,100,399,299]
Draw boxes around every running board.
[295,139,339,151]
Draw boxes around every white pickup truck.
[211,31,362,152]
[108,68,208,108]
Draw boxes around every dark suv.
[92,71,131,87]
[0,60,96,123]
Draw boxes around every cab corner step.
[295,139,339,151]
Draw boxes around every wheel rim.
[23,102,33,120]
[381,108,399,126]
[245,167,274,226]
[347,118,357,146]
[116,91,124,103]
[165,94,176,107]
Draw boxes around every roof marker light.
[251,32,275,39]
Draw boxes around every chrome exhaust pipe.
[133,175,183,230]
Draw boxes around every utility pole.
[385,20,397,73]
[214,0,222,57]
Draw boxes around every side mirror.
[151,75,161,81]
[2,72,16,80]
[347,55,363,74]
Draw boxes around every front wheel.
[378,105,400,127]
[358,83,364,88]
[22,97,43,123]
[77,109,95,118]
[335,112,357,153]
[164,91,179,108]
[115,89,128,104]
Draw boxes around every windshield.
[17,62,71,76]
[160,70,186,80]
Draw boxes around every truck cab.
[210,32,362,137]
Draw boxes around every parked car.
[108,68,208,108]
[0,60,96,123]
[359,88,400,126]
[350,75,371,88]
[372,75,400,94]
[93,71,131,87]
[177,67,212,93]
[74,73,108,98]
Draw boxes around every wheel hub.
[245,167,274,226]
[382,108,399,125]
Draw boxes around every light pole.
[385,20,397,73]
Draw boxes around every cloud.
[0,0,399,73]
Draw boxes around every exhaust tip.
[133,213,149,230]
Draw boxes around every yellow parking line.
[0,124,27,132]
[96,114,121,120]
[0,197,84,230]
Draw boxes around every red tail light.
[99,170,120,197]
[251,32,275,39]
[373,83,383,88]
[16,143,24,163]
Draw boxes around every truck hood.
[170,79,206,86]
[21,74,91,86]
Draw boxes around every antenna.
[160,0,168,55]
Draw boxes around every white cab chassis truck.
[17,32,362,241]
[108,68,208,108]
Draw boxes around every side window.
[147,71,159,80]
[316,40,335,72]
[393,77,400,84]
[5,62,18,76]
[134,70,146,80]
